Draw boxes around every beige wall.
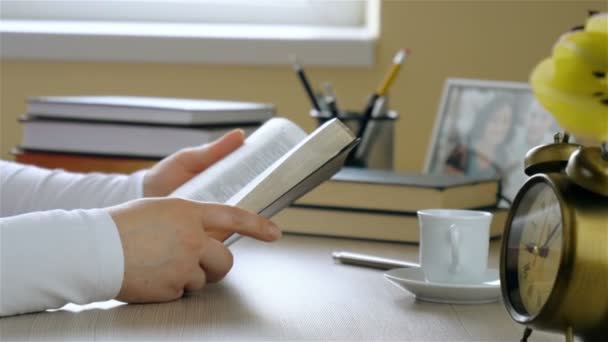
[1,1,605,171]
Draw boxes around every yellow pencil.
[377,48,410,96]
[356,48,411,138]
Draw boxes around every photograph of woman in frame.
[425,79,561,206]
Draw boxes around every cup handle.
[448,224,460,273]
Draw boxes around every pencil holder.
[310,98,397,170]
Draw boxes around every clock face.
[505,181,564,318]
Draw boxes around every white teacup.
[417,209,493,285]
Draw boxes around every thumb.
[176,129,245,173]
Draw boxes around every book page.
[226,119,356,213]
[170,118,307,203]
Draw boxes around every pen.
[352,96,387,165]
[332,251,419,270]
[323,82,341,118]
[356,48,410,138]
[290,55,321,112]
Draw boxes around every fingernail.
[265,222,282,239]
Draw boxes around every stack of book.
[273,167,505,243]
[16,95,275,168]
[15,96,505,243]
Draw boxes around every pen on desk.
[356,48,410,138]
[290,55,321,112]
[323,82,340,118]
[332,251,419,270]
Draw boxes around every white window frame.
[0,1,379,66]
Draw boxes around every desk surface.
[1,234,562,341]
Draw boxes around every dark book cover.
[330,167,499,189]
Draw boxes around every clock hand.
[538,222,561,258]
[535,213,550,246]
[542,222,561,248]
[524,242,538,255]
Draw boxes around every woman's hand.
[108,197,281,303]
[143,129,245,197]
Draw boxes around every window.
[0,0,379,66]
[1,1,365,27]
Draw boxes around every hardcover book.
[274,206,507,243]
[26,96,275,125]
[170,117,359,244]
[295,167,499,212]
[20,116,259,158]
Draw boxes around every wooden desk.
[0,235,562,341]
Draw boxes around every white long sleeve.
[0,161,145,316]
[0,160,144,216]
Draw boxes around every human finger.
[174,129,245,173]
[199,238,234,283]
[207,230,233,242]
[184,265,207,292]
[196,202,281,242]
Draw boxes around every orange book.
[13,149,157,174]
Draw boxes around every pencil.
[377,48,410,96]
[356,48,410,138]
[290,55,321,111]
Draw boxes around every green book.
[294,167,500,213]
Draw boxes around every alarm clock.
[500,11,608,341]
[500,134,608,342]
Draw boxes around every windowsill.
[0,20,377,66]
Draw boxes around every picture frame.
[424,78,561,206]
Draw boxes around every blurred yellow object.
[530,13,608,142]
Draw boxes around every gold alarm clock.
[500,134,608,342]
[500,11,608,342]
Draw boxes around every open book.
[170,118,358,245]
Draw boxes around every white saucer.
[384,267,501,304]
